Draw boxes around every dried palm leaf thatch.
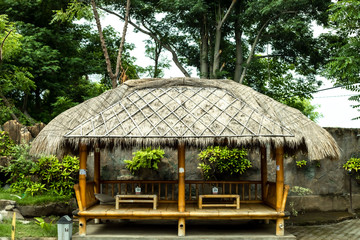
[30,78,340,160]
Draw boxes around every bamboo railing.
[100,180,262,203]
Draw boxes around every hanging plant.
[124,147,165,174]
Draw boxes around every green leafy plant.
[124,147,165,174]
[343,157,360,180]
[198,146,251,180]
[1,144,79,197]
[34,217,54,232]
[0,131,15,156]
[289,186,313,216]
[296,160,307,168]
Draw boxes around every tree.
[52,0,327,120]
[0,14,35,124]
[141,39,170,78]
[0,0,140,123]
[325,0,360,120]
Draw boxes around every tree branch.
[0,29,14,64]
[254,54,284,59]
[219,0,237,29]
[99,6,190,77]
[239,11,297,84]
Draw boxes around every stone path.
[287,219,360,240]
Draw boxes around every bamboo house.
[30,78,340,237]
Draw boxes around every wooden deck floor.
[80,203,285,220]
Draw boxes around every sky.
[101,14,359,129]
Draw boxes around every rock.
[17,201,77,217]
[0,200,16,210]
[27,122,46,138]
[0,209,24,220]
[2,120,32,144]
[4,205,15,211]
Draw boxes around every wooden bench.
[198,194,240,209]
[115,194,158,210]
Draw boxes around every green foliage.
[0,217,58,238]
[296,160,307,168]
[34,217,55,233]
[124,147,165,174]
[289,186,313,216]
[0,188,71,205]
[343,157,360,173]
[290,186,313,196]
[0,131,15,156]
[325,0,360,120]
[51,96,79,118]
[198,146,251,180]
[1,144,79,197]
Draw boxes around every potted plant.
[198,146,252,193]
[343,157,360,184]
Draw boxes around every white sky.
[101,14,359,129]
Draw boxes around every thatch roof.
[30,78,340,160]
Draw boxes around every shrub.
[1,144,79,197]
[198,146,251,180]
[0,131,15,156]
[124,147,165,174]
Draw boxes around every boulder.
[0,200,16,210]
[17,199,77,217]
[27,122,46,138]
[2,120,31,144]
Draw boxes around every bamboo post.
[11,212,16,240]
[178,142,186,237]
[79,144,88,210]
[260,146,267,200]
[94,145,100,194]
[275,146,284,211]
[275,146,284,236]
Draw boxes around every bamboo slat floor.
[79,203,285,219]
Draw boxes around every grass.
[0,189,72,205]
[0,218,58,238]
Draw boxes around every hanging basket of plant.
[343,157,360,185]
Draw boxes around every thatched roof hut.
[30,78,340,160]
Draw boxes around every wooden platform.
[78,203,286,220]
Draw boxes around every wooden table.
[198,194,240,209]
[115,194,158,210]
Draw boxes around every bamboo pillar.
[79,144,88,210]
[275,146,284,236]
[260,146,267,200]
[94,146,100,194]
[275,146,284,211]
[178,142,186,237]
[79,144,88,236]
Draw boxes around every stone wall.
[86,127,360,212]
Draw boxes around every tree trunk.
[234,26,243,83]
[90,0,116,88]
[200,14,208,79]
[212,5,222,78]
[115,0,131,81]
[212,1,237,78]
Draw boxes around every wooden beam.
[260,146,267,200]
[275,146,284,212]
[79,144,88,211]
[94,145,100,194]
